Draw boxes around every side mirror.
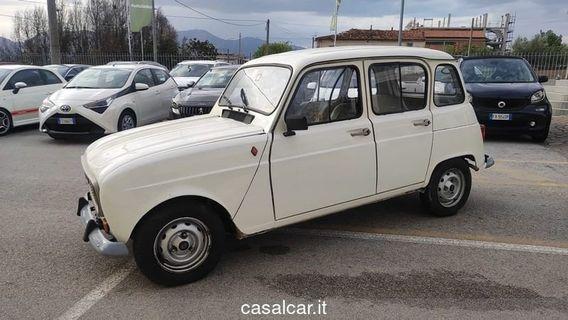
[538,75,548,83]
[13,82,27,94]
[64,74,74,81]
[186,80,195,88]
[306,82,317,90]
[135,83,149,91]
[283,116,308,137]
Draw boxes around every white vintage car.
[77,46,493,286]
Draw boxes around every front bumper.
[77,196,128,256]
[474,103,552,134]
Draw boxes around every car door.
[270,62,377,220]
[131,68,160,125]
[365,60,433,193]
[2,69,51,125]
[151,68,177,120]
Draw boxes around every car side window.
[434,64,465,107]
[133,69,155,87]
[151,69,170,85]
[39,69,62,85]
[4,69,45,90]
[287,66,362,125]
[369,63,427,114]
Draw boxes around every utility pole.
[151,0,157,61]
[397,0,405,46]
[47,0,61,64]
[141,29,144,57]
[265,19,270,45]
[238,32,242,64]
[127,0,133,61]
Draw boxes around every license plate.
[490,113,511,121]
[57,118,75,125]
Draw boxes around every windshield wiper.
[65,86,94,89]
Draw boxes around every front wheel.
[531,128,549,143]
[118,110,136,131]
[0,109,13,136]
[420,158,471,217]
[133,201,225,286]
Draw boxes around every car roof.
[461,55,525,60]
[177,60,223,65]
[211,64,240,70]
[92,64,153,71]
[245,46,455,70]
[0,64,30,70]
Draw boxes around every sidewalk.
[548,116,568,159]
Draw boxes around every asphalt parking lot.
[1,117,568,319]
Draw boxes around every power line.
[166,14,265,26]
[172,0,265,27]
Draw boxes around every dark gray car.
[170,65,239,118]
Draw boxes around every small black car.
[170,65,239,119]
[460,56,551,142]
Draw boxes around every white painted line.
[55,264,134,320]
[282,228,568,256]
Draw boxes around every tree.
[253,42,293,58]
[513,30,568,54]
[179,38,218,58]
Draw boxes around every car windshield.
[66,68,131,89]
[0,69,10,83]
[461,58,536,83]
[171,63,211,77]
[45,65,70,76]
[219,66,291,115]
[196,68,236,89]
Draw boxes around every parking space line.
[55,264,134,320]
[282,228,568,256]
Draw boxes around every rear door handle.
[349,128,371,136]
[412,119,431,126]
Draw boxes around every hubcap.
[153,217,211,273]
[437,168,465,208]
[120,115,135,130]
[0,111,10,134]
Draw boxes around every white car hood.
[174,77,200,87]
[50,88,123,104]
[83,115,265,179]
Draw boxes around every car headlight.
[39,98,55,113]
[83,96,114,114]
[530,90,546,104]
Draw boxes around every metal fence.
[13,50,568,79]
[17,53,244,69]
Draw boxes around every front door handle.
[349,128,371,137]
[413,119,431,126]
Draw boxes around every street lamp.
[397,0,405,46]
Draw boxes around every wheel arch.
[130,195,240,242]
[425,153,477,185]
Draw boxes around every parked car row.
[0,60,236,137]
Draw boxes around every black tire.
[531,128,549,143]
[0,108,13,136]
[117,110,136,131]
[420,158,471,217]
[133,200,225,286]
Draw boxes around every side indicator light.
[251,146,258,156]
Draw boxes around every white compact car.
[39,64,178,138]
[0,65,65,136]
[77,46,494,286]
[170,60,229,88]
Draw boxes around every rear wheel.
[133,201,225,286]
[0,109,13,136]
[420,158,471,217]
[118,110,136,131]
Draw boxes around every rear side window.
[434,64,465,107]
[151,69,170,85]
[133,69,155,87]
[4,69,45,90]
[287,66,362,125]
[39,69,62,85]
[369,63,427,115]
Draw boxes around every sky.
[1,0,567,48]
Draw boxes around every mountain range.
[177,29,303,58]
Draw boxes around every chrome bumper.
[77,197,129,256]
[484,154,495,169]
